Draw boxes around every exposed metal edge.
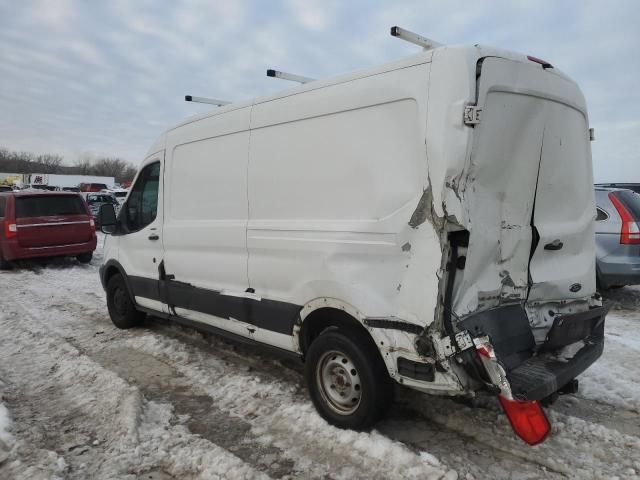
[363,318,424,335]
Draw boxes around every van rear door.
[455,57,595,318]
[527,98,595,302]
[15,194,93,248]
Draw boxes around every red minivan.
[0,192,97,268]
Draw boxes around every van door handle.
[148,234,159,241]
[544,239,563,251]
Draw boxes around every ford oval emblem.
[570,283,582,293]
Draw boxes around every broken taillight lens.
[608,192,640,245]
[498,396,551,445]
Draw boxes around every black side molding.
[138,306,302,363]
[363,318,424,335]
[126,274,302,337]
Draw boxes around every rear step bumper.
[507,304,609,401]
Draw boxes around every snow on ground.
[0,393,13,465]
[0,235,638,479]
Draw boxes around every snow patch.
[0,400,13,465]
[553,340,586,362]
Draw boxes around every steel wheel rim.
[316,350,362,415]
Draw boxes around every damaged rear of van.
[422,48,607,444]
[99,41,606,446]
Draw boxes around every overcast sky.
[1,0,638,181]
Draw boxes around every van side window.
[0,196,5,217]
[124,162,160,232]
[596,208,608,221]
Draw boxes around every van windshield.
[16,195,86,218]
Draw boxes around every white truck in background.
[97,27,607,446]
[22,173,115,190]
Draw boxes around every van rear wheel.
[106,274,145,329]
[305,329,393,430]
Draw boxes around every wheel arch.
[101,260,134,299]
[296,299,386,365]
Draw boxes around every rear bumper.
[599,267,640,288]
[597,254,640,287]
[2,236,97,261]
[459,303,608,401]
[507,304,608,401]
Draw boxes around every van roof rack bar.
[390,26,442,51]
[185,95,231,106]
[266,69,315,84]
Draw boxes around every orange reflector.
[498,395,551,445]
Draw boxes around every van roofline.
[170,48,436,130]
[146,43,575,157]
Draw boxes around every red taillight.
[89,218,96,231]
[608,192,640,244]
[527,55,553,69]
[4,221,17,239]
[498,396,551,445]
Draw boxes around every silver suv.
[594,187,640,288]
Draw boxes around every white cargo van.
[98,36,608,445]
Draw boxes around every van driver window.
[125,162,160,232]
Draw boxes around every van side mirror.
[98,203,117,234]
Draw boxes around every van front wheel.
[106,274,145,329]
[305,330,393,430]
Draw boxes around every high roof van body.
[99,44,607,444]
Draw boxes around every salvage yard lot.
[0,235,639,480]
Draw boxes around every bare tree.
[91,157,128,178]
[35,154,64,173]
[74,153,94,174]
[1,146,138,185]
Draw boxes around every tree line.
[0,147,138,184]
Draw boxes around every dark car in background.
[595,183,640,195]
[80,182,109,192]
[82,192,120,226]
[594,187,640,288]
[0,191,97,269]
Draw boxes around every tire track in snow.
[0,281,270,480]
[8,275,557,479]
[3,258,640,479]
[404,390,640,479]
[0,267,454,479]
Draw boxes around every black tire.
[106,274,145,329]
[0,253,12,270]
[305,329,394,430]
[76,252,93,264]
